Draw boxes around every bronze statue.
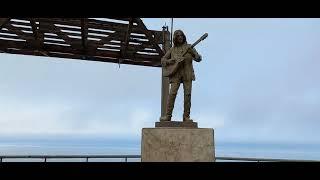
[160,30,207,123]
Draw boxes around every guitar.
[163,33,208,77]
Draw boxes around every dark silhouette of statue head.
[173,30,187,46]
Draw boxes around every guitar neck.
[182,42,198,56]
[191,38,202,48]
[182,33,207,56]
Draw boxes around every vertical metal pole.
[44,158,47,162]
[171,18,173,45]
[125,157,128,162]
[86,157,89,162]
[160,26,171,119]
[0,157,2,162]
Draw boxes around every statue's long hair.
[173,30,187,46]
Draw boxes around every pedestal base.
[141,128,215,162]
[155,121,198,128]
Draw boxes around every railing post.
[0,157,2,162]
[125,157,128,162]
[86,157,89,162]
[44,158,47,163]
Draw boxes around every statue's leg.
[163,82,180,121]
[183,81,192,121]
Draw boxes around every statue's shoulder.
[168,46,174,52]
[183,44,192,52]
[185,44,193,50]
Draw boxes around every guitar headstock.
[200,33,208,41]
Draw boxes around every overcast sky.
[0,18,320,146]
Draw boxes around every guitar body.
[163,59,183,77]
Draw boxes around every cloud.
[192,112,226,129]
[0,99,157,139]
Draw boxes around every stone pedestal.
[141,128,215,162]
[155,121,198,128]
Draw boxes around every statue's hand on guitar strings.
[176,57,185,63]
[161,59,176,66]
[168,59,176,64]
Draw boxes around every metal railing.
[0,155,318,162]
[215,156,319,162]
[0,155,140,162]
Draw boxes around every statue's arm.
[191,47,202,62]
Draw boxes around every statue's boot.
[160,92,177,121]
[160,115,171,122]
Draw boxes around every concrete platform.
[141,128,215,162]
